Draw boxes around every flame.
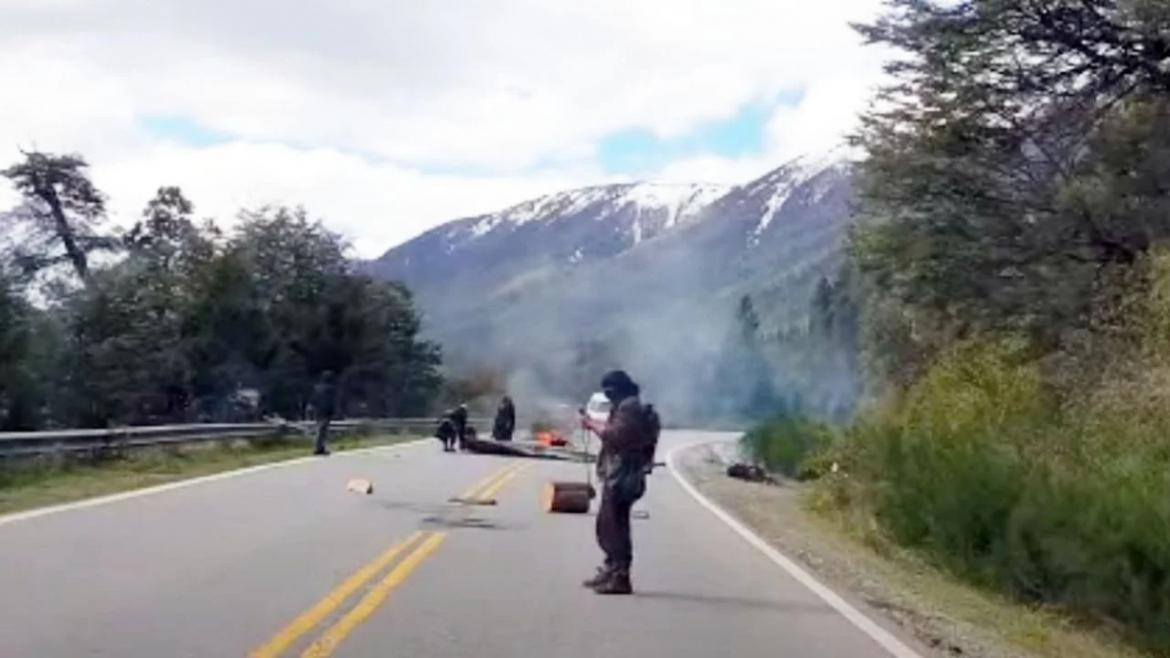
[535,430,567,447]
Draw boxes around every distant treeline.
[0,152,441,430]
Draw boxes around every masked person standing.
[311,371,338,456]
[492,396,516,442]
[579,370,659,595]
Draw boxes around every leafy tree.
[124,186,216,275]
[232,206,348,307]
[181,248,272,420]
[0,271,39,429]
[56,266,187,425]
[223,206,441,419]
[0,188,445,427]
[851,1,1170,381]
[1,151,117,283]
[225,207,346,415]
[53,189,226,425]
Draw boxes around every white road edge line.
[666,440,924,658]
[0,439,431,528]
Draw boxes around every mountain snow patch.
[752,153,849,238]
[620,182,726,229]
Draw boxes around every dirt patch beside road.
[676,441,1143,658]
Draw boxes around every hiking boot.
[582,566,611,588]
[592,570,632,595]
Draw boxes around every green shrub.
[741,416,835,480]
[831,339,1170,650]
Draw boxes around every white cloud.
[0,0,889,255]
[95,143,601,257]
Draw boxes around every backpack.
[608,403,662,499]
[640,403,661,469]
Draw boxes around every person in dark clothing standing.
[579,370,657,595]
[311,371,338,456]
[492,396,516,442]
[449,404,469,451]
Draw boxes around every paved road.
[0,431,922,657]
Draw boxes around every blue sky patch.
[137,90,806,178]
[597,90,804,175]
[139,114,234,147]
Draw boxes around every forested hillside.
[747,1,1170,651]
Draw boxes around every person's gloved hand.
[578,409,598,433]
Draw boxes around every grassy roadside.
[802,498,1146,658]
[680,443,1144,658]
[0,433,422,516]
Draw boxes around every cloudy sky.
[0,1,888,256]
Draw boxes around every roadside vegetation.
[0,156,442,431]
[746,1,1170,653]
[740,416,833,480]
[0,433,418,515]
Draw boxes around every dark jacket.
[447,407,468,436]
[597,396,654,484]
[312,381,337,419]
[492,400,515,440]
[435,417,456,440]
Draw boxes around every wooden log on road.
[544,481,594,514]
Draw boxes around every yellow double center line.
[301,533,446,658]
[456,460,531,502]
[249,461,532,657]
[249,532,445,658]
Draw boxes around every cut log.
[544,481,593,514]
[346,478,374,494]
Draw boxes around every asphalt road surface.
[0,431,924,657]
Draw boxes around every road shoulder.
[674,441,1143,658]
[0,435,425,522]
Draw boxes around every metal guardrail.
[0,417,491,458]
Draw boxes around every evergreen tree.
[851,0,1170,382]
[2,151,118,283]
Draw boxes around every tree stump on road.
[544,481,593,513]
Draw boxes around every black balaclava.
[600,370,639,403]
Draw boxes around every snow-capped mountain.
[461,182,727,242]
[740,154,852,241]
[366,154,854,417]
[371,182,728,296]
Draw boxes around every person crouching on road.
[579,370,658,595]
[435,415,458,452]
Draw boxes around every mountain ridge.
[366,154,856,419]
